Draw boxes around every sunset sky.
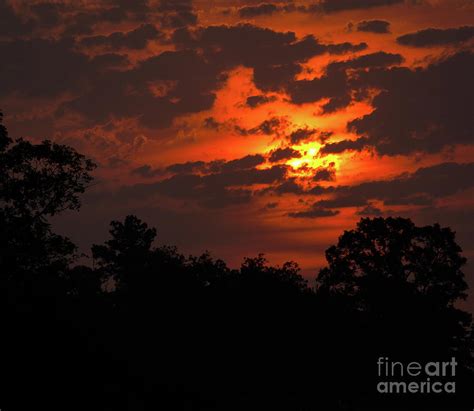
[2,0,474,298]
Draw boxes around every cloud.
[269,147,301,162]
[313,163,336,181]
[166,161,208,174]
[235,117,284,136]
[287,52,402,110]
[315,0,404,13]
[264,202,279,210]
[0,38,91,97]
[245,94,277,107]
[80,24,162,50]
[355,20,391,34]
[30,2,65,29]
[397,26,474,47]
[131,164,163,178]
[356,203,384,216]
[324,42,368,55]
[91,53,130,70]
[174,23,367,91]
[221,154,267,171]
[288,128,318,144]
[328,51,403,71]
[238,3,279,18]
[157,0,198,28]
[203,117,221,130]
[287,65,348,106]
[319,137,369,155]
[60,49,223,128]
[272,178,306,195]
[349,51,474,155]
[119,162,288,208]
[164,154,266,175]
[288,207,339,218]
[314,162,474,209]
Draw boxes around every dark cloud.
[356,20,391,34]
[328,51,403,71]
[131,164,163,178]
[324,42,368,55]
[288,207,339,218]
[288,128,318,144]
[349,51,474,155]
[241,1,403,16]
[221,154,266,172]
[165,161,207,174]
[112,0,150,14]
[273,178,305,195]
[201,165,287,187]
[62,25,340,128]
[287,64,348,106]
[203,117,221,130]
[60,49,223,128]
[264,202,279,210]
[238,3,279,18]
[356,204,383,216]
[288,52,402,110]
[316,0,403,13]
[269,147,301,162]
[59,0,152,36]
[313,163,336,181]
[80,24,161,50]
[253,63,303,91]
[319,137,369,155]
[0,1,34,37]
[164,154,265,175]
[174,24,367,91]
[314,162,474,209]
[120,163,287,208]
[235,117,283,136]
[397,26,474,47]
[245,94,277,107]
[91,53,130,70]
[158,0,198,28]
[30,2,65,28]
[0,38,90,97]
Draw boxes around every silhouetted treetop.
[317,217,468,308]
[0,140,96,218]
[0,111,12,151]
[0,111,96,276]
[92,215,157,289]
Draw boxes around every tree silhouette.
[317,217,468,308]
[0,111,96,280]
[316,217,473,409]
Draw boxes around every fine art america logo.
[377,357,457,394]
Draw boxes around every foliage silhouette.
[0,111,473,410]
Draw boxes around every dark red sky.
[1,0,474,307]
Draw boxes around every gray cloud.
[238,3,279,18]
[319,137,369,155]
[245,94,277,107]
[349,51,474,155]
[269,147,301,162]
[315,0,403,13]
[355,20,391,33]
[288,207,339,218]
[314,162,474,209]
[80,24,162,50]
[397,26,474,47]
